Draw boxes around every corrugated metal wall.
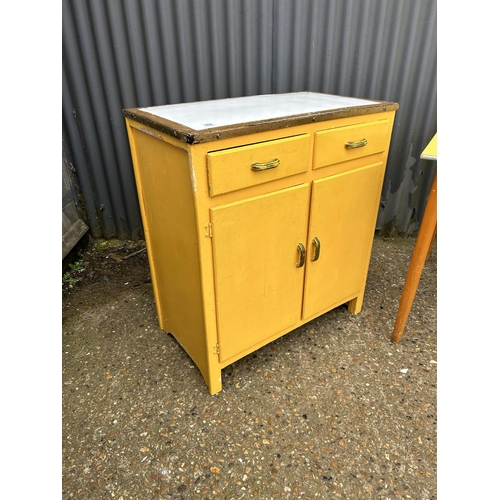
[62,0,437,239]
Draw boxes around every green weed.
[63,271,78,287]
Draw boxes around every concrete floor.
[62,236,437,499]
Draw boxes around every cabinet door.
[210,184,310,362]
[302,162,384,320]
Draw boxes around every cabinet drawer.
[207,134,311,196]
[313,119,390,170]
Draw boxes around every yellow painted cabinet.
[123,92,398,394]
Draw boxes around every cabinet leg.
[348,293,364,315]
[202,366,223,395]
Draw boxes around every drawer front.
[207,134,311,196]
[313,119,390,170]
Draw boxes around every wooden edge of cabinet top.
[123,91,399,145]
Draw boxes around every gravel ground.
[62,235,437,499]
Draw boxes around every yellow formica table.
[392,133,437,343]
[123,92,399,394]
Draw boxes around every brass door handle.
[345,138,368,149]
[251,158,280,171]
[311,236,321,261]
[296,243,306,268]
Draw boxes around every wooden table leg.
[391,172,437,343]
[426,225,437,262]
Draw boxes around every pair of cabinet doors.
[210,160,384,363]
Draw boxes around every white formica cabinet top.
[124,92,398,144]
[139,92,378,131]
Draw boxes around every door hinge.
[205,222,213,238]
[213,343,220,355]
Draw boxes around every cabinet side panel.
[130,128,208,372]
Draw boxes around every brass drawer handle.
[296,243,306,268]
[251,158,280,171]
[345,138,368,149]
[311,236,321,261]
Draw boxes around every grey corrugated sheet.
[62,0,437,239]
